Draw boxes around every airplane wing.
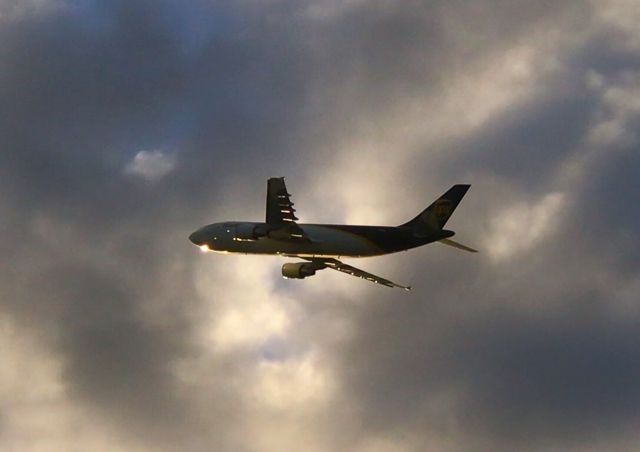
[306,258,411,290]
[266,177,309,241]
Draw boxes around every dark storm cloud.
[441,93,594,189]
[464,317,640,437]
[335,279,640,449]
[40,264,190,429]
[1,1,640,451]
[303,2,640,450]
[0,1,277,448]
[293,0,586,121]
[0,0,315,217]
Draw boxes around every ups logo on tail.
[433,199,453,220]
[419,198,453,228]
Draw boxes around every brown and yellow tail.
[400,185,477,252]
[400,184,471,231]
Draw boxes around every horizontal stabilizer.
[438,238,478,253]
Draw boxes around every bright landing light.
[200,244,210,253]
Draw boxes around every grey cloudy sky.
[1,1,640,451]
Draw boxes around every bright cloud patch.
[587,70,640,148]
[485,192,566,261]
[194,256,294,352]
[0,0,64,21]
[124,150,176,181]
[593,0,640,50]
[251,352,334,411]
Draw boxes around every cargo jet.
[189,178,476,290]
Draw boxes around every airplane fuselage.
[189,178,474,289]
[189,221,454,258]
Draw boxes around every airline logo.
[433,199,453,221]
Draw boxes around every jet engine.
[282,262,322,279]
[234,223,267,242]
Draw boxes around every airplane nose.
[189,231,202,245]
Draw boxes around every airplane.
[189,177,476,290]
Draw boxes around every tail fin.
[400,184,471,235]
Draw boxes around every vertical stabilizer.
[401,185,471,235]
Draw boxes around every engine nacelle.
[235,223,267,242]
[282,262,319,279]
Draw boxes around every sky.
[1,1,640,451]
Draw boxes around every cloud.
[593,0,640,50]
[125,150,176,181]
[1,1,640,451]
[484,192,566,261]
[0,0,64,21]
[586,70,640,147]
[193,255,292,352]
